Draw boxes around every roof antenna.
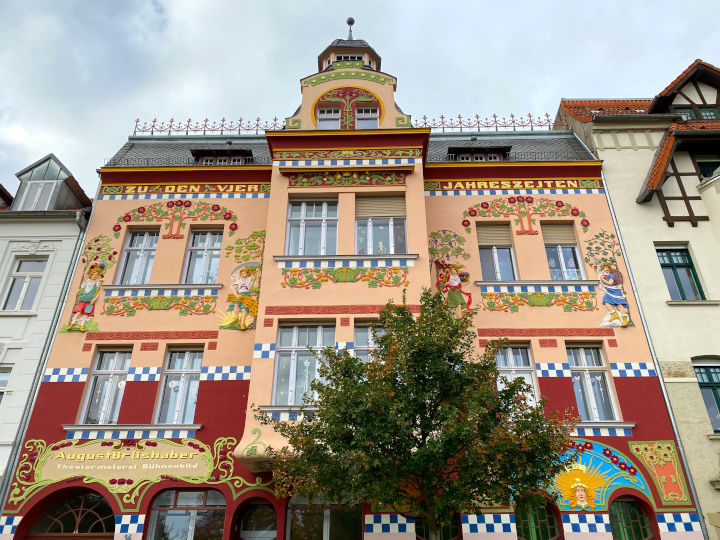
[346,17,355,40]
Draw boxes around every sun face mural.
[554,462,610,510]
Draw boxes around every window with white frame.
[2,258,47,311]
[0,368,10,405]
[495,347,537,403]
[274,326,335,406]
[146,489,226,540]
[567,347,616,421]
[287,497,362,540]
[335,55,363,61]
[184,231,222,284]
[157,351,202,424]
[542,224,583,280]
[231,156,244,165]
[354,324,386,362]
[317,108,341,130]
[202,157,214,166]
[355,197,407,255]
[286,201,337,256]
[19,181,55,211]
[355,107,379,129]
[83,351,131,425]
[216,157,227,165]
[118,231,158,285]
[477,224,516,281]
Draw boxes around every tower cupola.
[317,18,382,72]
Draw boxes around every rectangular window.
[356,107,379,129]
[355,197,406,255]
[230,156,244,165]
[656,248,705,300]
[2,258,47,311]
[119,231,159,285]
[567,347,616,421]
[694,365,720,432]
[286,201,337,256]
[543,224,583,280]
[83,351,131,425]
[696,156,720,178]
[19,181,55,211]
[495,347,537,403]
[202,157,213,166]
[216,157,227,165]
[274,326,335,406]
[317,108,341,130]
[487,153,500,162]
[157,351,202,424]
[184,231,222,284]
[699,108,720,119]
[354,324,386,362]
[675,108,696,121]
[0,368,10,406]
[477,224,515,281]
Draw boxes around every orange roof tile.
[560,99,651,122]
[658,59,720,97]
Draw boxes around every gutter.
[0,204,92,509]
[571,132,710,539]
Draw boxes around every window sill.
[104,283,223,296]
[706,434,720,441]
[666,300,720,306]
[274,254,419,262]
[63,423,202,439]
[0,310,37,317]
[258,405,317,421]
[274,254,419,269]
[572,421,635,437]
[474,279,598,290]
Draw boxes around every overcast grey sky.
[1,0,719,196]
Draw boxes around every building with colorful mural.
[0,155,91,492]
[557,58,720,539]
[0,25,706,540]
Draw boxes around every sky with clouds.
[1,0,719,196]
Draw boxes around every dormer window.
[487,153,500,162]
[317,108,341,130]
[448,146,509,163]
[19,181,54,211]
[335,55,363,62]
[216,157,227,165]
[231,157,244,165]
[700,108,720,119]
[356,107,378,129]
[202,157,213,166]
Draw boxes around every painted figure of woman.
[436,262,472,312]
[226,265,259,330]
[598,262,630,327]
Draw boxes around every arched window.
[286,497,361,540]
[414,514,461,540]
[609,497,653,540]
[234,501,277,539]
[515,500,562,540]
[146,489,225,540]
[28,490,114,537]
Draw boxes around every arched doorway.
[232,500,277,539]
[25,489,114,539]
[515,499,564,540]
[609,497,655,540]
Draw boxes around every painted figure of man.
[68,263,104,331]
[436,262,472,313]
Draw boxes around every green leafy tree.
[259,290,577,540]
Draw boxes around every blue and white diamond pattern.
[364,514,415,534]
[278,258,414,269]
[115,514,145,534]
[127,367,161,382]
[277,157,417,168]
[0,515,21,534]
[200,365,251,381]
[562,513,611,533]
[97,192,269,201]
[66,428,195,440]
[572,426,633,437]
[657,513,701,532]
[610,362,657,377]
[253,343,276,359]
[104,286,220,298]
[336,341,355,352]
[461,513,515,534]
[535,362,570,378]
[480,283,595,294]
[43,367,89,383]
[425,188,605,197]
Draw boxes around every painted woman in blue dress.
[598,262,631,327]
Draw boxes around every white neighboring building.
[0,154,91,488]
[557,59,720,539]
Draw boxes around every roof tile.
[560,99,651,122]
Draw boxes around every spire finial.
[346,17,355,40]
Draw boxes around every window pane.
[274,353,292,405]
[129,233,148,248]
[590,372,614,420]
[278,328,294,347]
[566,348,582,367]
[185,251,205,283]
[20,184,40,210]
[158,374,182,423]
[176,491,204,506]
[393,218,406,253]
[479,248,497,280]
[583,348,602,367]
[45,160,61,180]
[330,508,362,539]
[148,509,192,540]
[17,260,46,272]
[511,347,530,367]
[324,222,337,255]
[372,219,391,255]
[303,222,322,255]
[84,375,112,424]
[205,252,220,283]
[322,327,335,347]
[676,267,701,300]
[287,222,301,255]
[179,375,200,423]
[495,349,510,368]
[561,247,581,279]
[153,491,176,508]
[325,202,338,218]
[355,326,370,347]
[545,247,564,280]
[3,278,24,310]
[661,267,683,300]
[35,183,53,210]
[289,508,324,540]
[294,353,315,405]
[120,252,142,284]
[193,510,225,540]
[356,221,369,254]
[289,202,303,219]
[205,490,225,507]
[700,387,720,431]
[571,372,592,421]
[356,117,379,129]
[239,504,276,530]
[496,248,515,280]
[105,375,125,423]
[18,277,40,310]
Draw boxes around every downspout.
[0,204,93,509]
[572,133,709,539]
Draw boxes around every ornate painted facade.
[0,27,704,540]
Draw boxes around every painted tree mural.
[583,229,622,271]
[462,196,590,235]
[113,200,238,239]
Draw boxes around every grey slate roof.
[426,131,594,162]
[328,39,372,48]
[105,136,272,167]
[104,131,592,168]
